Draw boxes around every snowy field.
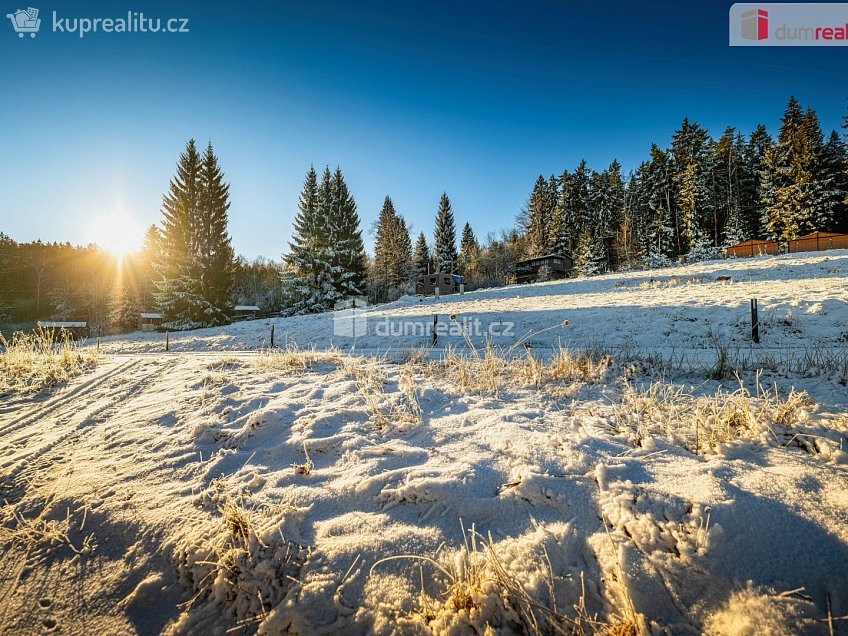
[1,252,847,635]
[96,251,848,361]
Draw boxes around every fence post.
[166,330,170,352]
[434,286,440,300]
[751,299,760,344]
[270,323,275,348]
[432,314,438,347]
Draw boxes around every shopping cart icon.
[6,7,41,38]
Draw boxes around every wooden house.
[415,273,462,296]
[232,305,261,320]
[515,254,574,283]
[139,312,164,333]
[36,321,89,339]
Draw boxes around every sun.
[88,210,145,258]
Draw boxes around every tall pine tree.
[154,140,204,328]
[373,196,412,301]
[434,192,458,273]
[459,222,479,275]
[413,232,432,278]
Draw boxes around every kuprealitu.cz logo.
[6,6,190,39]
[6,7,40,38]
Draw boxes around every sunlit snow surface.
[1,251,846,634]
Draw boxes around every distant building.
[726,232,848,258]
[514,254,574,284]
[416,273,462,296]
[787,232,848,253]
[139,312,163,333]
[725,239,779,258]
[233,305,261,320]
[36,321,89,339]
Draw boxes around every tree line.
[1,97,846,333]
[520,97,848,274]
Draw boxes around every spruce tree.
[524,176,550,257]
[643,145,676,265]
[762,98,818,241]
[459,222,479,275]
[413,232,432,278]
[821,130,848,232]
[108,282,140,333]
[373,196,412,300]
[196,142,235,325]
[286,165,333,313]
[328,167,368,301]
[434,192,458,273]
[671,118,713,253]
[153,139,204,328]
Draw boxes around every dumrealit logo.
[741,8,768,40]
[730,3,848,45]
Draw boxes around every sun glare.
[88,210,145,258]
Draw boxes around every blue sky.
[1,1,845,258]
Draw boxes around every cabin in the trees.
[36,321,89,339]
[139,312,164,333]
[515,254,574,283]
[232,305,261,320]
[416,273,463,296]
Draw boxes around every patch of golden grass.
[427,342,611,396]
[368,523,642,635]
[613,376,812,454]
[175,489,306,626]
[254,343,342,373]
[0,328,100,395]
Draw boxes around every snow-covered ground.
[1,252,847,635]
[97,251,848,359]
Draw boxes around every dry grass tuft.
[0,500,95,560]
[292,443,314,475]
[428,341,611,396]
[613,376,813,454]
[0,328,100,395]
[175,489,306,626]
[255,343,342,373]
[369,523,642,635]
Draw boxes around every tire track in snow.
[0,357,139,437]
[0,357,179,497]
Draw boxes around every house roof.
[795,231,848,240]
[516,253,572,265]
[139,313,163,319]
[37,321,87,328]
[233,305,260,311]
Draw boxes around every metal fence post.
[271,323,275,348]
[166,330,170,352]
[432,314,438,347]
[751,299,760,344]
